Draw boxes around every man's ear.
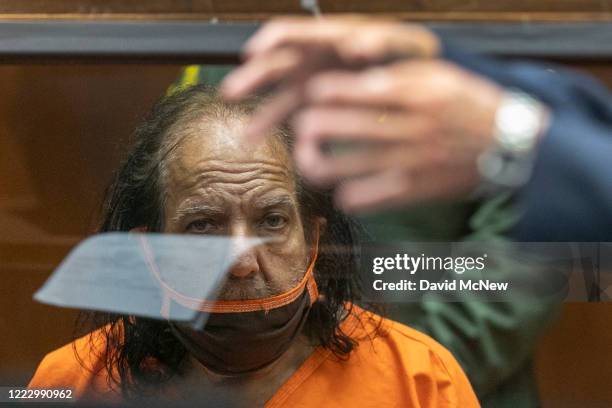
[130,226,148,233]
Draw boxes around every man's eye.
[186,219,214,233]
[262,214,288,229]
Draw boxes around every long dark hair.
[77,85,380,397]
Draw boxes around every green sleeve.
[359,195,561,407]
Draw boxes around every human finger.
[335,165,478,213]
[293,106,432,144]
[243,18,359,58]
[304,68,408,108]
[221,48,303,100]
[243,84,303,143]
[294,140,435,187]
[244,18,438,61]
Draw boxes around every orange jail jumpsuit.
[29,306,479,407]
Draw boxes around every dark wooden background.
[0,0,610,21]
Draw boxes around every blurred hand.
[221,17,440,139]
[293,60,502,212]
[221,18,504,212]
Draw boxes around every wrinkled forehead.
[163,115,296,196]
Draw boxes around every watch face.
[496,92,542,153]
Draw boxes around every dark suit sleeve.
[441,43,612,241]
[516,110,612,241]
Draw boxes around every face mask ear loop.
[305,223,321,306]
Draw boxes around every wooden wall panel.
[0,0,609,21]
[0,64,181,385]
[0,0,609,13]
[536,304,612,408]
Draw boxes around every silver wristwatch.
[476,89,549,195]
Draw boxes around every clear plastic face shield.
[35,226,320,331]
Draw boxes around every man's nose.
[228,248,260,278]
[227,225,261,279]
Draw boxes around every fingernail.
[220,76,239,97]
